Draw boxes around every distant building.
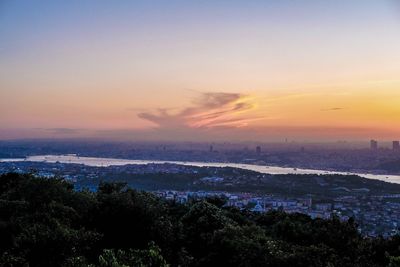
[251,202,265,213]
[256,146,261,155]
[370,140,378,150]
[393,141,400,151]
[209,145,213,152]
[315,203,332,212]
[300,198,312,208]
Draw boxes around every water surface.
[1,154,400,184]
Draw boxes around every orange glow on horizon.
[1,1,400,141]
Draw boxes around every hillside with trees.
[1,173,400,267]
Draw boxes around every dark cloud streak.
[321,107,344,111]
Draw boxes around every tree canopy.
[0,172,399,267]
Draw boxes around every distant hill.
[75,165,400,199]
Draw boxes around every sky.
[1,0,400,142]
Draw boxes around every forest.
[1,172,400,267]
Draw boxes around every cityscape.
[1,0,400,266]
[1,140,400,238]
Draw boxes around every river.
[1,154,400,184]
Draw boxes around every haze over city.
[1,0,400,142]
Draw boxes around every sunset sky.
[1,0,400,141]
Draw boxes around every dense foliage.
[0,173,400,267]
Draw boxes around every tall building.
[256,146,261,155]
[370,139,378,150]
[209,145,213,152]
[393,141,400,151]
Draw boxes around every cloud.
[321,107,344,111]
[137,92,257,130]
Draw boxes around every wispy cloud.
[321,107,345,111]
[137,92,258,129]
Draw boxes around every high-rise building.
[370,139,378,150]
[393,141,400,151]
[209,145,213,152]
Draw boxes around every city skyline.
[1,0,400,141]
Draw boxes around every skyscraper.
[393,141,400,151]
[370,140,378,150]
[256,146,261,155]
